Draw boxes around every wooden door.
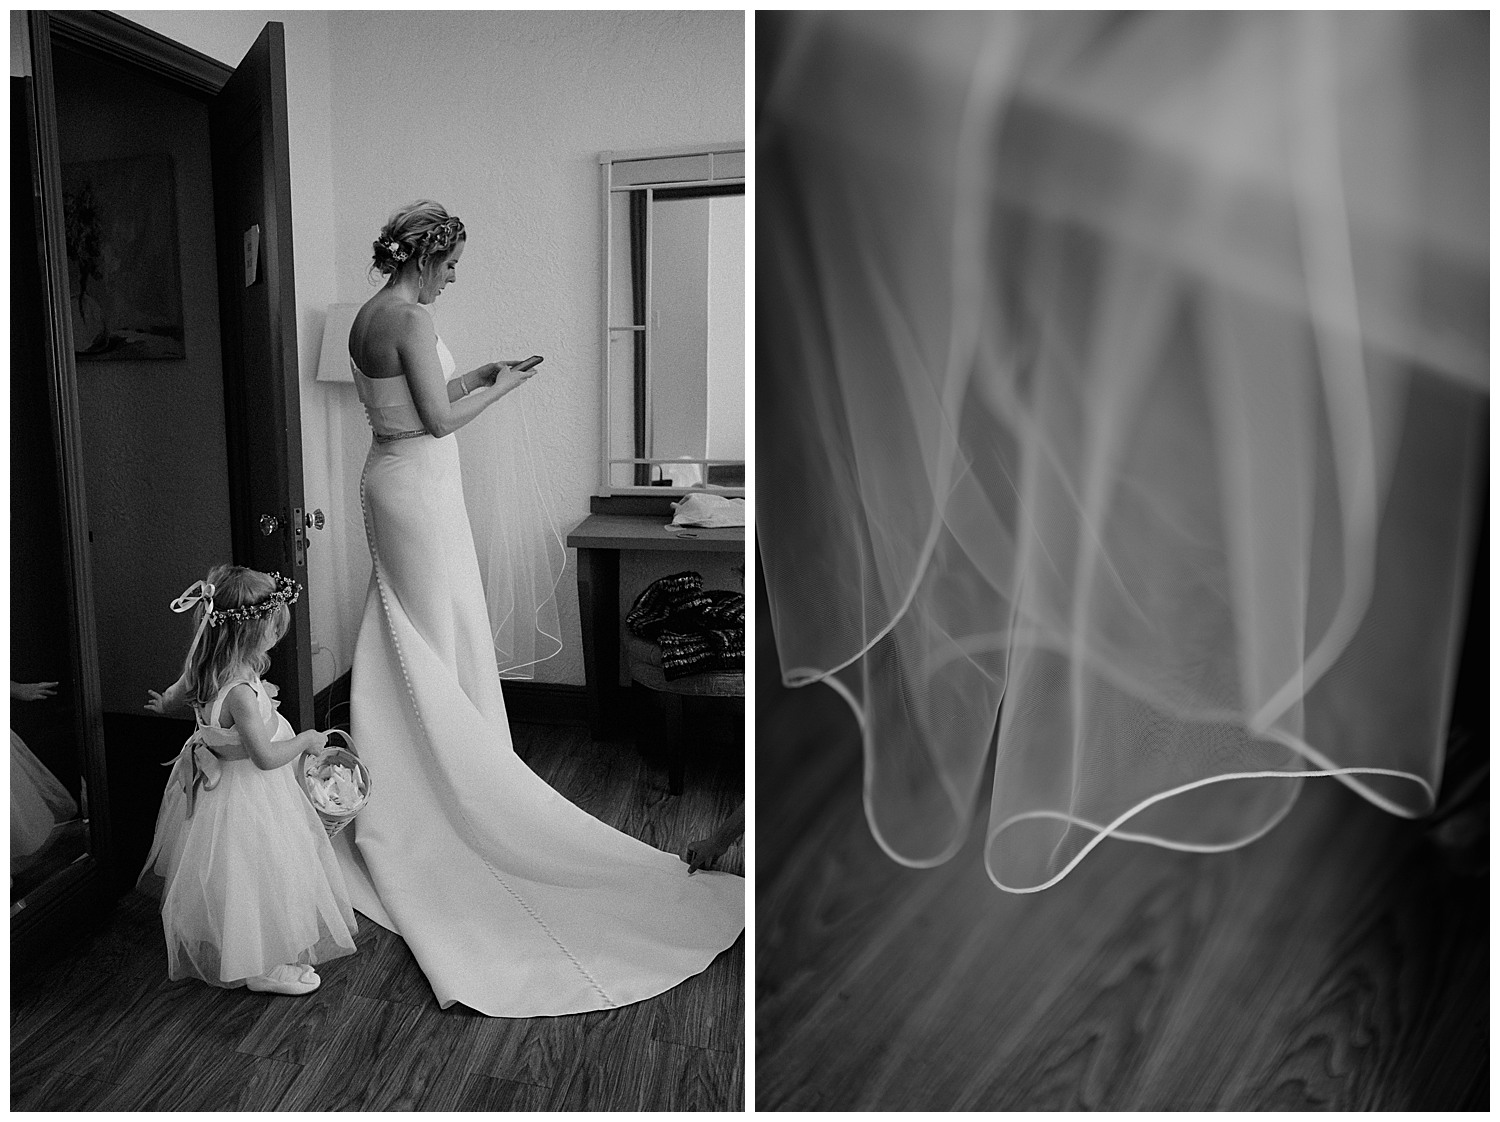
[209,23,316,732]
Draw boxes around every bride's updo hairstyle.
[371,200,466,282]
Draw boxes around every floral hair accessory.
[417,216,465,257]
[207,573,302,626]
[379,236,410,263]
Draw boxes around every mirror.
[601,143,745,494]
[9,430,91,906]
[11,128,90,906]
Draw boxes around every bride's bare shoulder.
[354,296,429,337]
[350,298,432,377]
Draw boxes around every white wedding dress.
[336,317,744,1016]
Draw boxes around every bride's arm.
[397,309,537,437]
[445,361,525,403]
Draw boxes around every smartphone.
[514,355,544,372]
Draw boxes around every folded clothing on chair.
[626,572,745,680]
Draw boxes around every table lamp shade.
[315,303,362,383]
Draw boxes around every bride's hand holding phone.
[488,355,544,396]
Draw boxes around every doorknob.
[260,514,280,536]
[304,509,325,531]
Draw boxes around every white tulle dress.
[11,730,78,858]
[138,677,358,986]
[337,315,745,1017]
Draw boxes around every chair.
[625,634,744,795]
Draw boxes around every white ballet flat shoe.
[246,964,321,995]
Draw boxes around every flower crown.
[171,573,302,629]
[212,573,302,625]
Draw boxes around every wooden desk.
[566,513,745,735]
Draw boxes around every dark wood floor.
[755,674,1487,1111]
[12,714,745,1111]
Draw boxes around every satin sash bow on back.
[164,732,224,818]
[160,674,274,818]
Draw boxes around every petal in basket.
[301,728,372,838]
[307,764,363,813]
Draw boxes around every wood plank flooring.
[755,677,1487,1110]
[11,715,745,1111]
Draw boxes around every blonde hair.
[180,564,290,711]
[371,199,466,283]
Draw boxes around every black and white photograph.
[12,6,1494,1116]
[13,9,744,1111]
[755,10,1487,1111]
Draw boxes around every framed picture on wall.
[62,153,186,360]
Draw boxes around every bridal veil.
[456,375,565,680]
[758,11,1486,891]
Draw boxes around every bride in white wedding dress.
[335,200,744,1017]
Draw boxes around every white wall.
[112,10,745,688]
[11,11,30,75]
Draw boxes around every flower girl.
[139,565,357,995]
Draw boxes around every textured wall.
[11,11,29,75]
[52,46,235,713]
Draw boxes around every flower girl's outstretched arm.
[224,685,329,771]
[145,674,191,716]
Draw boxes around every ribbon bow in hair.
[172,579,216,664]
[172,579,216,616]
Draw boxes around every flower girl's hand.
[144,689,169,715]
[13,681,58,703]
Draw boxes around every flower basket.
[300,728,371,839]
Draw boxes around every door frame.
[42,10,232,95]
